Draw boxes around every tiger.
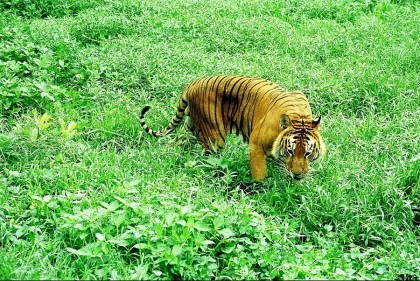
[139,75,326,181]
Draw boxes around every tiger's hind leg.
[184,117,195,132]
[197,126,226,153]
[171,116,198,150]
[186,117,225,152]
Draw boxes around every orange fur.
[140,75,326,181]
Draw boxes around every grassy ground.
[1,0,419,279]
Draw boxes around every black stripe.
[247,93,259,135]
[234,80,253,137]
[269,96,296,112]
[223,76,239,135]
[198,117,212,148]
[203,77,214,129]
[237,80,266,136]
[262,145,269,156]
[213,76,230,142]
[223,76,239,121]
[180,98,188,109]
[230,77,251,123]
[243,80,278,139]
[141,106,150,115]
[246,82,276,134]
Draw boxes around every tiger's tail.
[139,98,188,137]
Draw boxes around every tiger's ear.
[312,116,321,129]
[280,114,291,129]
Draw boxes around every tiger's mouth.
[292,173,305,181]
[277,158,307,180]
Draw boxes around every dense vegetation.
[1,0,419,279]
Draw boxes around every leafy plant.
[1,0,100,18]
[1,0,419,279]
[0,26,91,115]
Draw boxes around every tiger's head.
[272,114,326,180]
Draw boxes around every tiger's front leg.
[249,144,268,181]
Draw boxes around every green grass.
[1,0,419,279]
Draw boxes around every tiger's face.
[282,135,322,179]
[272,114,325,180]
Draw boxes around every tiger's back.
[140,75,325,181]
